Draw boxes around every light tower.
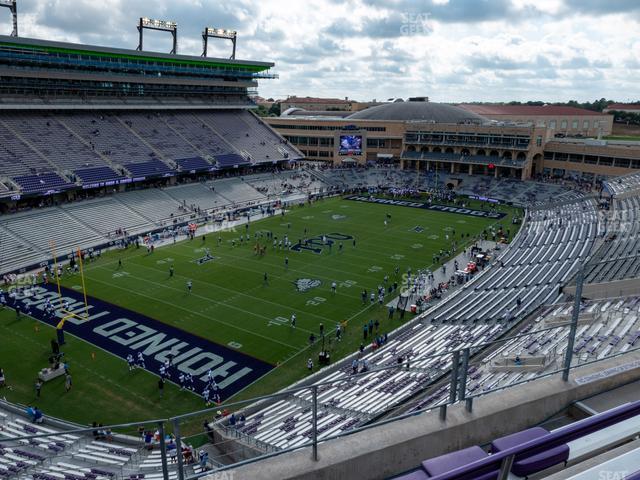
[0,0,18,37]
[202,27,237,59]
[136,17,178,54]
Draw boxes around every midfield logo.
[294,278,322,292]
[194,255,215,265]
[290,232,354,254]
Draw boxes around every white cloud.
[6,0,640,102]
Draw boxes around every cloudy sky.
[6,0,640,102]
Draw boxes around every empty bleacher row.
[585,195,640,283]
[243,171,326,198]
[0,405,205,479]
[414,296,640,410]
[426,200,597,325]
[604,171,640,197]
[0,110,301,194]
[233,323,505,450]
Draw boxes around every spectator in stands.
[33,407,43,424]
[199,451,209,471]
[144,430,154,450]
[26,405,35,421]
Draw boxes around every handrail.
[429,400,640,480]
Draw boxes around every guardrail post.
[312,385,319,461]
[173,419,184,480]
[449,350,461,404]
[465,397,473,412]
[458,348,470,401]
[439,404,447,420]
[158,421,170,480]
[563,265,584,381]
[498,454,515,480]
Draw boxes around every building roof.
[346,101,487,123]
[281,108,352,118]
[605,103,640,111]
[459,104,604,117]
[283,96,351,104]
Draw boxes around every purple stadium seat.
[422,446,498,480]
[176,156,214,172]
[393,469,430,480]
[215,153,250,168]
[490,427,569,477]
[125,159,175,177]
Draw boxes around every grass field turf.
[0,195,520,426]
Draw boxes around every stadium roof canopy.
[346,100,487,123]
[459,104,604,116]
[0,35,273,72]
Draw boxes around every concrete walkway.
[390,239,500,311]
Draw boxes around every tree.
[268,102,281,117]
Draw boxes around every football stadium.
[2,2,640,479]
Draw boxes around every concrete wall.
[211,350,640,480]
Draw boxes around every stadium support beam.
[137,17,178,54]
[202,26,237,59]
[0,0,18,37]
[563,265,584,381]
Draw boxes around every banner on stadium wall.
[344,195,506,219]
[9,284,274,400]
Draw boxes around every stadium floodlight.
[136,16,178,54]
[202,26,237,59]
[0,0,18,37]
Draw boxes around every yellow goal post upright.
[49,241,91,329]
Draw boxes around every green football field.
[0,195,520,427]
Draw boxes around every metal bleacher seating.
[0,402,201,480]
[584,195,640,283]
[414,296,640,410]
[0,110,301,191]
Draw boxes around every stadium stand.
[221,192,597,450]
[412,295,640,410]
[0,402,206,479]
[0,110,301,195]
[584,194,640,283]
[603,171,640,197]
